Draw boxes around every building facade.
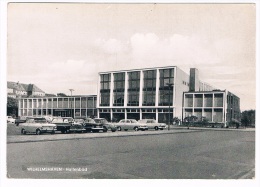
[97,66,216,123]
[18,95,97,118]
[7,81,45,98]
[182,90,240,127]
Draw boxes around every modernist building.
[18,95,97,118]
[183,90,240,126]
[97,66,216,123]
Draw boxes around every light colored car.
[20,117,57,135]
[117,119,148,131]
[7,116,15,123]
[138,119,167,130]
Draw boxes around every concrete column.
[124,72,128,107]
[97,74,101,108]
[139,70,143,107]
[202,94,205,118]
[192,93,195,116]
[155,69,160,107]
[156,108,158,122]
[110,73,114,107]
[110,109,113,121]
[41,98,43,117]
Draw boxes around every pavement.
[7,126,255,144]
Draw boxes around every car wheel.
[36,129,41,135]
[103,127,108,132]
[51,130,55,134]
[62,129,68,134]
[21,129,26,135]
[117,126,122,131]
[134,127,138,131]
[154,126,159,130]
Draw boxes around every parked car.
[43,115,53,123]
[20,117,57,135]
[69,118,86,133]
[51,117,73,133]
[15,116,29,126]
[83,118,97,132]
[85,118,117,132]
[138,119,167,130]
[117,119,148,131]
[7,116,15,124]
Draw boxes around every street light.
[69,89,74,118]
[166,83,173,131]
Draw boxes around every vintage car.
[7,116,15,124]
[116,119,148,131]
[20,117,57,135]
[83,118,97,132]
[84,118,117,132]
[15,116,28,126]
[51,117,73,133]
[138,119,167,130]
[91,118,117,132]
[69,118,86,133]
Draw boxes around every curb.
[7,127,254,144]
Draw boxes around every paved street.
[7,130,255,179]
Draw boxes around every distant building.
[7,81,45,98]
[183,90,240,127]
[18,95,97,118]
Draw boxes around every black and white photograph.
[0,0,259,186]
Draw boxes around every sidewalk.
[7,126,254,144]
[172,125,255,132]
[7,128,201,144]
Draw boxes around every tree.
[57,93,67,97]
[241,110,255,127]
[7,97,18,117]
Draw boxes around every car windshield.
[94,119,108,124]
[63,118,73,122]
[74,119,84,123]
[130,119,138,123]
[85,118,96,123]
[34,118,47,123]
[27,118,47,123]
[52,118,64,123]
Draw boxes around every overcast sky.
[7,3,256,111]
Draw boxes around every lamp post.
[69,89,74,118]
[166,83,173,131]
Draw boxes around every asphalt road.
[7,130,255,179]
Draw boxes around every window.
[113,73,125,106]
[100,74,111,106]
[159,69,174,106]
[143,70,156,106]
[128,71,140,106]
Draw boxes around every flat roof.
[99,66,178,74]
[19,95,97,99]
